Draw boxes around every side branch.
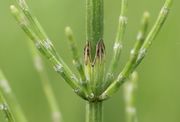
[65,27,86,82]
[103,0,128,90]
[136,0,173,67]
[10,1,87,99]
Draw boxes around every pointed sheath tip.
[95,40,105,62]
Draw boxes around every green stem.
[86,0,104,60]
[103,0,128,93]
[86,102,103,122]
[65,27,86,82]
[84,0,105,98]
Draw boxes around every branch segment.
[100,0,173,100]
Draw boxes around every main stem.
[86,102,103,122]
[86,0,104,121]
[86,0,104,59]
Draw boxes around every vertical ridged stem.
[86,0,104,59]
[85,0,104,121]
[0,70,28,122]
[86,102,103,122]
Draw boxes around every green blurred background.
[0,0,179,122]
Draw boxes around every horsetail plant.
[9,0,173,122]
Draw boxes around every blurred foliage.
[0,0,179,122]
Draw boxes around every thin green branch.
[103,0,128,91]
[10,3,88,99]
[65,27,86,82]
[0,70,28,122]
[29,42,63,122]
[123,72,138,122]
[0,93,15,122]
[17,0,59,58]
[100,0,173,100]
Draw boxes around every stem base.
[86,101,103,122]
